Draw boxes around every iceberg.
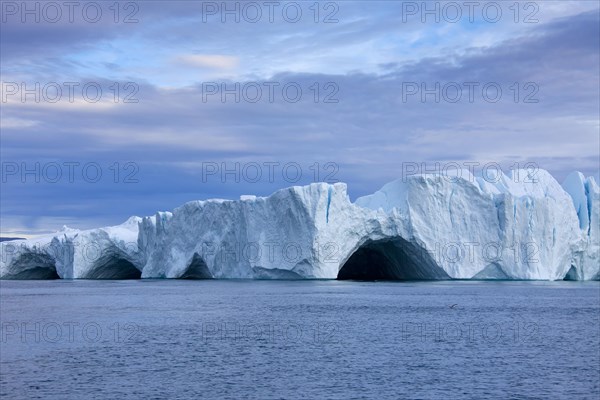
[561,172,600,280]
[1,169,598,280]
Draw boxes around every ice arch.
[180,253,213,279]
[2,253,59,279]
[563,265,580,281]
[337,238,450,280]
[83,257,141,279]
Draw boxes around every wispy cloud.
[175,54,239,70]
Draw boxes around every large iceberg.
[1,169,598,280]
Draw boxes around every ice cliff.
[1,169,598,280]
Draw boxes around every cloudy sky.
[1,0,599,236]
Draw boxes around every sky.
[1,0,599,237]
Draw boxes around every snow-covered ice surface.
[1,169,598,280]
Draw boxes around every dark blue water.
[1,280,599,399]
